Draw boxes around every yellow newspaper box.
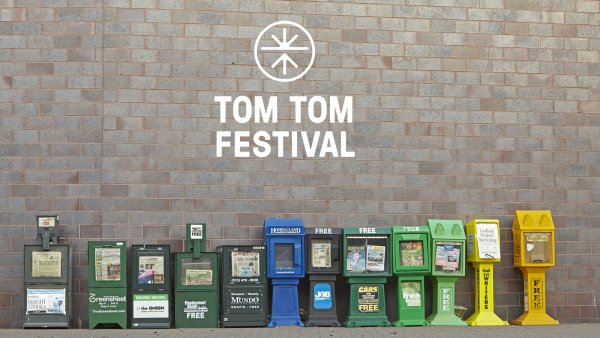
[465,220,507,326]
[512,210,558,325]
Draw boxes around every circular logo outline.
[254,20,316,83]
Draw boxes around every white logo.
[315,291,331,300]
[270,227,301,234]
[89,293,126,303]
[254,21,315,83]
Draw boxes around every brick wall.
[1,0,599,328]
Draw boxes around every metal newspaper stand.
[219,245,268,327]
[130,244,171,328]
[24,216,71,328]
[342,227,392,327]
[391,225,431,327]
[88,240,127,329]
[174,223,220,328]
[264,218,305,327]
[465,219,508,326]
[512,210,559,326]
[305,227,342,327]
[426,219,467,326]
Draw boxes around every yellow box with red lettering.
[512,210,558,326]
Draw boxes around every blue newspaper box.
[264,218,305,327]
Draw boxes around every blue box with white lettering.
[264,218,305,327]
[305,227,342,326]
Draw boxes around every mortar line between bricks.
[100,0,105,232]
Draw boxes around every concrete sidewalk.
[6,324,600,338]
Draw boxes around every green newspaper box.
[392,225,431,326]
[174,223,219,328]
[88,241,127,329]
[426,220,467,326]
[342,227,392,327]
[174,252,219,327]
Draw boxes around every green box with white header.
[342,227,392,327]
[391,225,431,327]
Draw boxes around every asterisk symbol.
[260,28,308,75]
[254,21,315,82]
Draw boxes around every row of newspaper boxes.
[23,210,558,329]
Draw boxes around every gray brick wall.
[1,0,600,328]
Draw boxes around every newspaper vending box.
[512,210,558,326]
[174,223,219,328]
[219,245,268,327]
[426,220,467,326]
[391,225,431,327]
[465,219,508,326]
[342,227,392,327]
[305,227,342,327]
[130,244,171,328]
[24,216,71,328]
[264,218,305,327]
[88,240,127,329]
